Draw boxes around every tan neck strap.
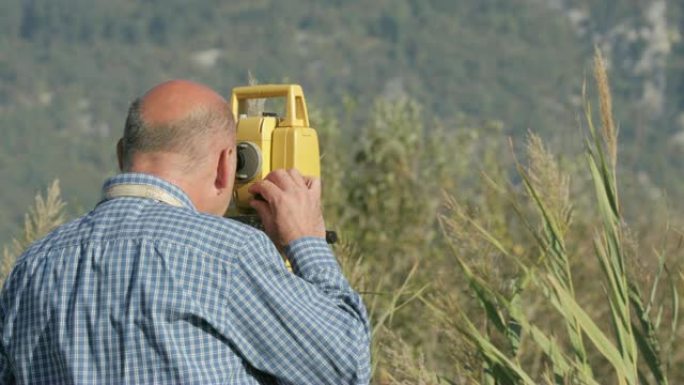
[104,184,185,208]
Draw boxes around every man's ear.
[215,147,233,190]
[116,138,124,171]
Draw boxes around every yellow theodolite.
[230,84,320,210]
[227,84,336,244]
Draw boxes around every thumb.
[250,198,272,221]
[249,198,280,246]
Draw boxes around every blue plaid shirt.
[0,173,370,384]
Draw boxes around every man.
[0,80,371,384]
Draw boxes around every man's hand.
[248,169,326,248]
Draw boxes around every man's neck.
[127,154,211,214]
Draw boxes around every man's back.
[0,174,370,384]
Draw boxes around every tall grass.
[432,49,681,384]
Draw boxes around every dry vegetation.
[1,180,65,281]
[326,50,683,384]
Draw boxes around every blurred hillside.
[1,0,684,244]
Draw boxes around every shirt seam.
[23,237,238,267]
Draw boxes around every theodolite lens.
[237,150,246,171]
[235,141,261,182]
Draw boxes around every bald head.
[120,80,235,171]
[140,80,226,125]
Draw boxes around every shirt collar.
[101,173,197,211]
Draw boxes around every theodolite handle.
[230,84,310,128]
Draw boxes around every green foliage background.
[3,0,684,244]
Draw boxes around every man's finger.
[303,176,322,197]
[286,168,307,188]
[248,179,282,203]
[249,198,272,221]
[266,169,296,191]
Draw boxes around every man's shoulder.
[167,207,265,253]
[109,200,265,257]
[20,199,266,263]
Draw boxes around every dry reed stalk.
[1,180,66,282]
[593,47,618,170]
[525,132,572,234]
[246,70,265,116]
